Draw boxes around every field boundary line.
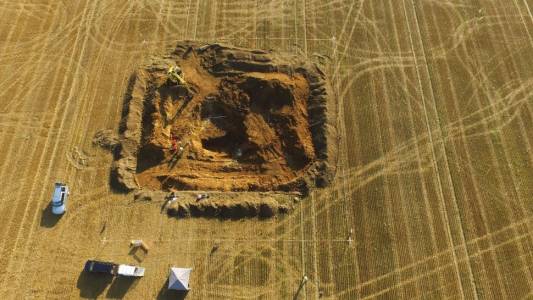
[402,0,477,298]
[6,1,97,297]
[192,0,200,40]
[0,3,78,293]
[425,4,514,297]
[331,6,362,295]
[33,3,147,297]
[428,2,530,297]
[476,1,533,287]
[331,0,366,84]
[410,0,481,296]
[380,1,438,297]
[0,0,56,246]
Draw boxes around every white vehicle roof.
[118,265,145,277]
[53,184,67,197]
[51,183,68,214]
[54,183,68,194]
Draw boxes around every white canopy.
[168,267,192,291]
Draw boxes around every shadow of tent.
[156,279,188,300]
[40,202,64,228]
[76,271,113,298]
[106,276,139,298]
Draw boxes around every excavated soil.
[113,42,336,197]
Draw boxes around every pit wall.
[112,42,337,217]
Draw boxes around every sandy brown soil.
[0,1,531,299]
[114,43,335,194]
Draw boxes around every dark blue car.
[84,260,117,275]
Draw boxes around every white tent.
[168,267,192,291]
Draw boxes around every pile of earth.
[166,198,289,219]
[131,190,297,219]
[112,42,336,196]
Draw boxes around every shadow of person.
[76,270,113,299]
[106,276,139,298]
[40,202,64,228]
[168,152,180,170]
[156,279,188,300]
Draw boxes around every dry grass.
[0,0,531,299]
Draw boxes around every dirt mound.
[166,197,289,219]
[93,129,119,150]
[113,42,336,196]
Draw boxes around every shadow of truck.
[106,276,138,298]
[40,202,64,228]
[76,271,113,298]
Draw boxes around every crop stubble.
[0,0,531,299]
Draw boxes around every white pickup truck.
[117,264,145,277]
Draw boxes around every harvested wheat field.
[0,0,532,299]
